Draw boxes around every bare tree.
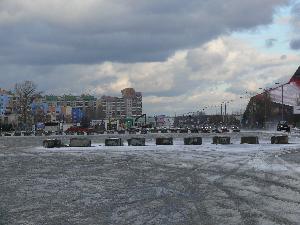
[14,81,40,129]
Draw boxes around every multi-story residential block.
[0,89,10,116]
[101,88,142,119]
[40,94,103,123]
[43,95,97,109]
[0,89,19,125]
[0,87,141,126]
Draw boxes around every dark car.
[212,127,221,133]
[141,128,148,134]
[170,128,178,133]
[160,128,168,133]
[221,126,229,133]
[190,128,199,133]
[231,125,240,132]
[106,130,115,134]
[179,128,189,133]
[128,128,136,134]
[277,121,290,132]
[150,128,158,133]
[118,129,126,134]
[201,125,211,133]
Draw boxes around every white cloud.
[2,36,299,115]
[0,0,298,115]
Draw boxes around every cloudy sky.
[0,0,300,115]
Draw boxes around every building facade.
[0,87,142,127]
[101,88,142,119]
[30,94,103,123]
[0,89,10,116]
[243,66,300,128]
[0,89,18,125]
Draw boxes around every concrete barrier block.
[241,136,259,144]
[43,139,62,148]
[213,136,230,144]
[156,137,173,145]
[105,138,123,146]
[128,138,146,146]
[69,138,91,147]
[184,137,202,145]
[271,135,288,144]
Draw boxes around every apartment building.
[101,88,142,119]
[35,94,101,123]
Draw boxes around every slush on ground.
[1,133,300,225]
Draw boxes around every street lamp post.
[281,85,284,121]
[221,103,223,117]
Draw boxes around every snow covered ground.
[1,134,300,224]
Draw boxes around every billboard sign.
[294,105,300,114]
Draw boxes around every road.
[1,133,300,224]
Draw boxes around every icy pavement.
[1,136,300,224]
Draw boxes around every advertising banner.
[294,105,300,114]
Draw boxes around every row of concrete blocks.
[43,135,289,148]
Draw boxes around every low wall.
[0,131,295,148]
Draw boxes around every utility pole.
[264,91,267,128]
[275,82,285,121]
[221,104,223,116]
[281,85,284,121]
[224,103,227,124]
[221,104,224,123]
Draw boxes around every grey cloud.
[290,38,300,49]
[1,36,299,115]
[280,55,287,60]
[289,3,300,49]
[0,0,288,65]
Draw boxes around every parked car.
[179,128,189,133]
[221,126,229,133]
[13,131,22,136]
[45,131,53,136]
[231,125,240,132]
[212,127,221,133]
[118,129,126,134]
[141,128,147,134]
[170,128,178,133]
[201,125,210,133]
[277,121,290,132]
[190,128,199,133]
[106,130,115,134]
[150,128,158,133]
[128,128,137,134]
[160,128,168,133]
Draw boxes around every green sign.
[125,118,133,128]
